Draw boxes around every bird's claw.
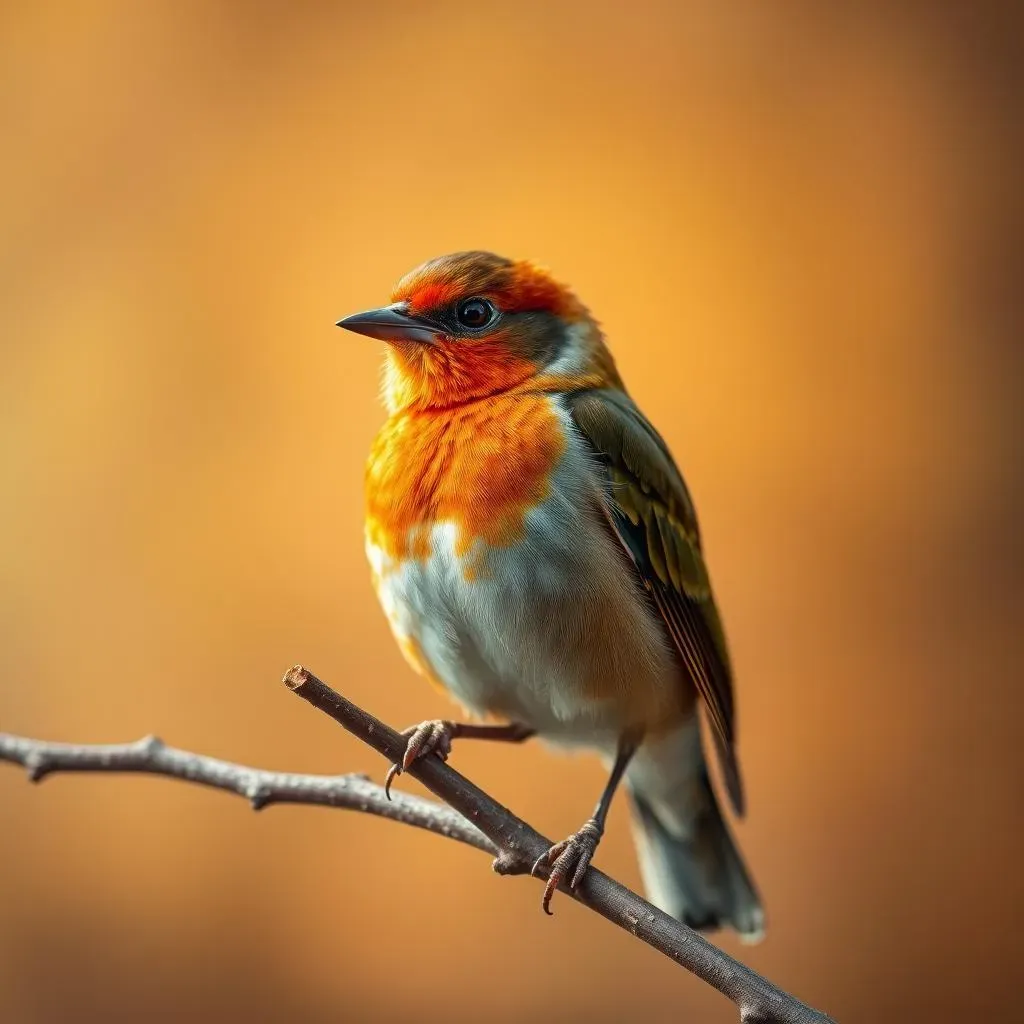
[383,719,456,800]
[531,818,603,914]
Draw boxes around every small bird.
[337,251,763,939]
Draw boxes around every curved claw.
[531,839,561,877]
[531,820,602,915]
[384,720,457,800]
[531,844,561,915]
[401,725,430,771]
[541,873,560,916]
[383,761,402,801]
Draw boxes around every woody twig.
[0,665,835,1024]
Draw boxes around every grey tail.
[628,771,765,942]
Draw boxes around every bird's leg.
[384,721,534,798]
[532,732,641,915]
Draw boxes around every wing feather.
[569,388,745,815]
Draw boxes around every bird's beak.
[335,303,441,345]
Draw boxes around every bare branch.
[282,665,833,1023]
[0,732,493,854]
[0,666,836,1024]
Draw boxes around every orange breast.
[366,393,566,567]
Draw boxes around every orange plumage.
[365,391,566,568]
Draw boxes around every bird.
[337,251,763,939]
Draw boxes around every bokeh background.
[2,2,1021,1022]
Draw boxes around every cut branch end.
[282,665,309,691]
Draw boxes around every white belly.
[367,430,679,741]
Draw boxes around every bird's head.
[337,251,621,412]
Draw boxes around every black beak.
[335,304,441,345]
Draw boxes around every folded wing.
[569,388,744,815]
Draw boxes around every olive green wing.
[568,387,744,815]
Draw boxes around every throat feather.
[366,394,566,565]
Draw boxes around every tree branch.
[0,732,494,854]
[0,666,835,1024]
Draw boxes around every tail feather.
[626,726,764,941]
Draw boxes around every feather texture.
[568,388,745,815]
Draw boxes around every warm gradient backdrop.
[2,3,1021,1022]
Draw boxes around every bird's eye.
[455,297,496,330]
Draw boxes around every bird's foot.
[531,818,604,915]
[384,719,457,799]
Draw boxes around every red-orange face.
[393,251,585,324]
[337,251,595,410]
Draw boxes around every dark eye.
[455,297,496,330]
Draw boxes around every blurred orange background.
[1,2,1021,1022]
